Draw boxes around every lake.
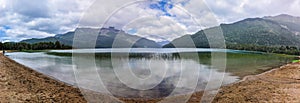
[6,48,295,98]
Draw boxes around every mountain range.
[164,14,300,48]
[22,14,300,48]
[21,27,161,48]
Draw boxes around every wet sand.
[1,54,299,102]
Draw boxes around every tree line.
[0,41,72,50]
[1,40,298,55]
[226,43,300,55]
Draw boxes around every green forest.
[0,41,72,51]
[164,18,300,55]
[1,41,299,56]
[226,44,300,55]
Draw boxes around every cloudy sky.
[0,0,300,42]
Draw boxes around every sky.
[0,0,300,42]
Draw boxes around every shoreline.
[212,63,300,103]
[1,54,299,102]
[0,54,123,103]
[0,54,88,102]
[0,55,86,102]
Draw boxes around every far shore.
[0,53,299,102]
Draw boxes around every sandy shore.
[1,54,299,102]
[0,54,88,102]
[212,63,300,103]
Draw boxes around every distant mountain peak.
[157,40,170,46]
[263,14,300,34]
[236,18,264,23]
[277,14,294,17]
[74,27,126,34]
[264,14,300,19]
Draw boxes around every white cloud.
[105,2,164,29]
[203,0,300,23]
[0,0,94,42]
[123,16,187,42]
[83,0,218,42]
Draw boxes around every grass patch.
[292,60,300,63]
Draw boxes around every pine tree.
[55,41,62,49]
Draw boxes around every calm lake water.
[6,48,295,98]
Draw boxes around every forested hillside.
[164,15,300,55]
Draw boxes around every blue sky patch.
[2,25,11,30]
[0,30,6,37]
[149,0,174,16]
[127,28,137,34]
[0,25,10,37]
